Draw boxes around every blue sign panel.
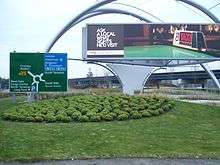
[44,53,67,72]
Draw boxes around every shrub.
[86,112,96,119]
[35,116,44,122]
[78,115,89,122]
[149,110,160,116]
[66,108,74,116]
[130,111,142,119]
[90,115,101,122]
[141,110,152,117]
[45,113,56,122]
[61,116,71,123]
[158,108,165,114]
[112,103,120,110]
[3,95,174,123]
[151,104,158,110]
[101,113,114,121]
[40,108,48,115]
[71,111,82,121]
[162,104,172,112]
[55,111,69,122]
[6,112,19,121]
[117,112,129,121]
[123,107,131,113]
[81,108,89,115]
[110,112,117,119]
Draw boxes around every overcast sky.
[0,0,220,79]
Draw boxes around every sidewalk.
[1,158,220,165]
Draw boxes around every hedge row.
[3,95,175,123]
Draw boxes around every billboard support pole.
[107,64,156,95]
[200,63,220,89]
[27,92,35,104]
[12,93,16,104]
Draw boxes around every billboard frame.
[83,23,220,61]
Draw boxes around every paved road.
[1,158,220,165]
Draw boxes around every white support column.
[107,64,156,95]
[200,63,220,89]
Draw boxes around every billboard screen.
[85,24,220,60]
[10,52,67,93]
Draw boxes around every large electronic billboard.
[10,52,67,93]
[84,24,220,60]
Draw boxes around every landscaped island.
[0,95,219,161]
[3,95,174,123]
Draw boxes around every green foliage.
[90,114,101,122]
[45,112,56,123]
[78,115,89,122]
[141,110,152,117]
[162,104,172,112]
[130,111,142,119]
[158,108,165,114]
[101,113,114,121]
[3,95,174,123]
[117,112,129,121]
[149,110,160,116]
[71,111,82,121]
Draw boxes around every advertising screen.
[85,24,220,60]
[10,52,67,93]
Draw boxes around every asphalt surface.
[1,158,220,165]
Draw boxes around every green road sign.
[10,52,67,92]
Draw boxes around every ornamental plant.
[3,95,175,123]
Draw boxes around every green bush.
[3,95,174,123]
[71,111,82,121]
[162,104,172,112]
[81,108,89,115]
[130,111,142,119]
[45,113,56,122]
[79,115,89,122]
[101,113,114,121]
[90,115,101,122]
[117,112,129,121]
[141,110,152,117]
[149,110,160,116]
[35,116,44,122]
[158,108,165,114]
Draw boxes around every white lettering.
[96,28,118,48]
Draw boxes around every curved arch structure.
[112,2,164,22]
[45,0,220,94]
[176,0,220,23]
[46,0,219,52]
[46,0,116,52]
[46,8,152,52]
[67,8,152,34]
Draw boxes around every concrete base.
[107,64,155,95]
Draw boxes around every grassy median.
[0,96,219,160]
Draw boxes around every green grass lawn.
[0,97,220,161]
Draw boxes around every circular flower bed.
[3,95,175,123]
